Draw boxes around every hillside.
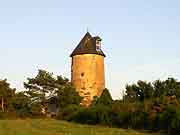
[0,119,162,135]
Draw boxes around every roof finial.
[86,27,89,33]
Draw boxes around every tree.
[164,78,180,97]
[136,81,153,101]
[56,76,82,109]
[24,69,57,113]
[0,79,15,112]
[11,92,32,117]
[93,88,113,106]
[153,80,166,98]
[125,80,155,101]
[24,69,82,114]
[125,84,139,101]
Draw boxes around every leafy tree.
[0,79,15,112]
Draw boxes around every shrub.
[93,105,112,125]
[169,110,180,135]
[159,105,176,133]
[57,104,80,121]
[72,107,98,125]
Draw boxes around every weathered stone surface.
[71,54,105,106]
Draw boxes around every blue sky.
[0,0,180,99]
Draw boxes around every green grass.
[0,119,161,135]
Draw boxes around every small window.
[96,45,101,51]
[81,73,84,77]
[96,40,101,51]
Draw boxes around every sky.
[0,0,180,99]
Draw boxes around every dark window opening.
[96,40,101,51]
[81,73,84,77]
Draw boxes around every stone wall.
[71,54,105,106]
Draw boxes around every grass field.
[0,119,162,135]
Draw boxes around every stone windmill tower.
[70,32,106,106]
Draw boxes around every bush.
[71,105,112,125]
[129,111,149,129]
[16,108,31,118]
[110,111,130,128]
[169,110,180,135]
[93,105,112,125]
[72,107,97,125]
[57,104,81,121]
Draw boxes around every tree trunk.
[1,98,4,112]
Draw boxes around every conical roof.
[70,32,106,57]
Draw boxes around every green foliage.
[56,81,82,109]
[24,69,57,104]
[57,104,81,121]
[11,92,32,118]
[24,69,82,116]
[69,77,180,135]
[153,80,166,98]
[125,80,154,101]
[11,92,30,110]
[71,107,97,125]
[170,110,180,135]
[71,89,113,125]
[124,79,180,133]
[0,79,15,112]
[2,70,180,135]
[93,88,113,106]
[92,105,112,125]
[125,78,180,102]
